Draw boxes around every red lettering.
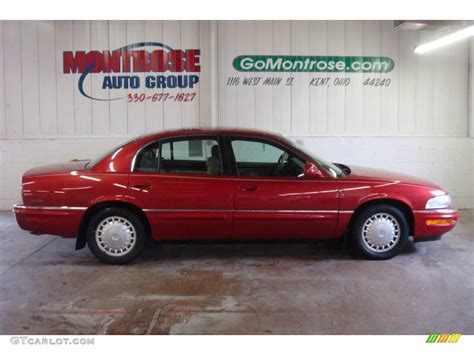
[168,50,185,72]
[150,50,167,72]
[131,50,151,73]
[63,47,201,74]
[85,51,103,73]
[102,50,122,73]
[186,49,201,72]
[121,50,132,73]
[63,51,85,73]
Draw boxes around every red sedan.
[13,128,458,264]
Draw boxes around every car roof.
[139,127,285,142]
[91,127,308,173]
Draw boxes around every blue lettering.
[145,75,200,89]
[101,75,140,89]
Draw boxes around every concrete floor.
[0,210,472,335]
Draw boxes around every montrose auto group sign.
[63,42,396,102]
[63,42,200,102]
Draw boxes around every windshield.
[85,137,137,169]
[282,137,346,178]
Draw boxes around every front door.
[227,137,340,239]
[129,135,235,240]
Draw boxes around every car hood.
[24,160,90,177]
[344,165,442,190]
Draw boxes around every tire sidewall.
[86,207,146,264]
[352,204,409,260]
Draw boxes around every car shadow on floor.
[136,240,421,263]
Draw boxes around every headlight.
[426,195,451,209]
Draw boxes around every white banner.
[1,335,473,355]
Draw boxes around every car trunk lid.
[24,160,90,177]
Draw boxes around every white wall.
[296,137,473,209]
[0,21,472,209]
[0,20,212,209]
[470,38,474,139]
[216,21,473,209]
[0,20,212,137]
[217,21,469,137]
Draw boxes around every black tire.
[350,204,409,260]
[86,207,147,264]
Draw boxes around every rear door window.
[160,137,223,175]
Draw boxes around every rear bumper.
[13,205,85,238]
[413,208,458,241]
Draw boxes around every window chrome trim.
[13,205,87,211]
[236,209,341,214]
[13,205,354,215]
[143,208,233,213]
[142,208,352,214]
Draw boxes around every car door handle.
[240,185,259,192]
[132,183,151,189]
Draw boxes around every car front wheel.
[351,204,409,260]
[86,207,146,264]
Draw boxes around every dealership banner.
[63,42,201,103]
[227,54,395,89]
[233,56,395,73]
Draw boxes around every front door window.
[230,139,305,177]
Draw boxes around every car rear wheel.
[351,204,409,260]
[86,207,146,264]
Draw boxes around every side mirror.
[304,162,325,178]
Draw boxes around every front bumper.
[13,205,85,238]
[413,208,458,240]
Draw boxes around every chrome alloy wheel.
[361,213,400,253]
[95,216,137,257]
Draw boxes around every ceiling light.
[414,25,474,54]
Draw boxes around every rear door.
[226,136,340,240]
[129,135,235,240]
